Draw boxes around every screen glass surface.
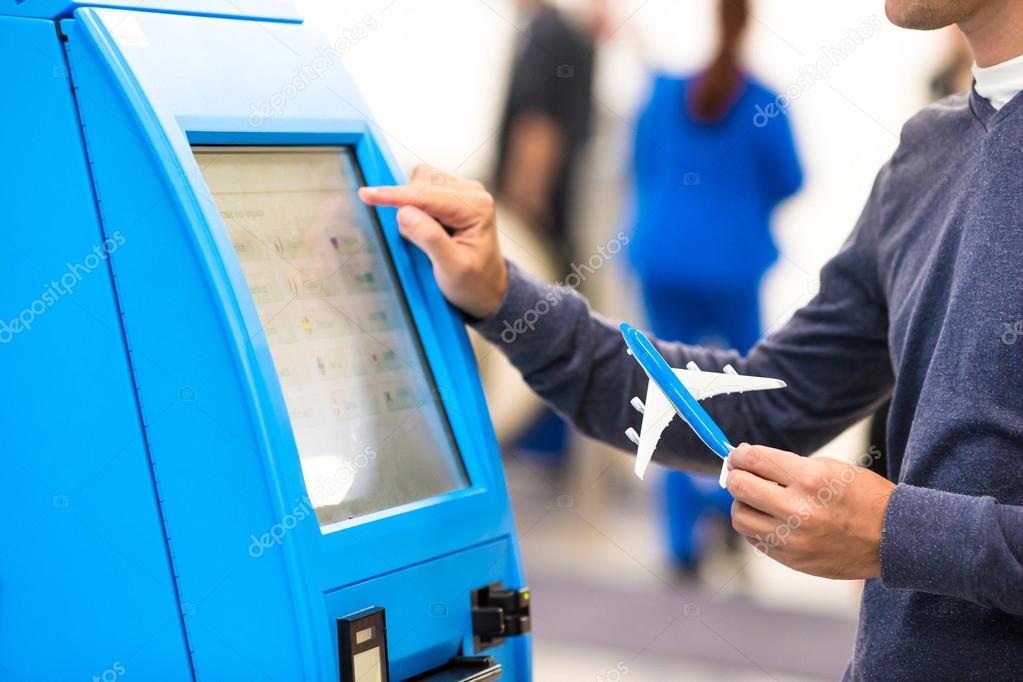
[193,146,469,531]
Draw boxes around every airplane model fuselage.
[620,323,787,486]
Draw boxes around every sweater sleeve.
[472,165,896,476]
[881,484,1023,615]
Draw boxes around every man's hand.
[359,165,508,319]
[725,444,896,579]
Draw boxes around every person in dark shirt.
[493,0,597,467]
[495,0,595,270]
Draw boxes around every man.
[361,0,1023,678]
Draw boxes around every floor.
[505,444,861,682]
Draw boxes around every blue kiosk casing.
[0,3,530,680]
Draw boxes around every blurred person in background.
[628,0,802,573]
[495,0,596,269]
[493,0,598,473]
[930,27,975,99]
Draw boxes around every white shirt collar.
[972,53,1023,110]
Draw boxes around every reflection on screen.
[194,146,469,531]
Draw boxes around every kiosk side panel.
[62,16,312,681]
[0,15,192,681]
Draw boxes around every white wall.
[296,0,520,179]
[296,0,951,327]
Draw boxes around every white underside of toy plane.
[624,362,786,483]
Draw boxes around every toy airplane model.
[620,323,786,487]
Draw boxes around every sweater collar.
[970,82,1023,131]
[969,53,1023,130]
[972,54,1023,110]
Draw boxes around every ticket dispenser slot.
[406,657,503,682]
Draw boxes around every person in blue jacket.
[628,0,803,571]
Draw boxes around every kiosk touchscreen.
[1,3,530,681]
[194,146,469,526]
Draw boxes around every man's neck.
[959,1,1023,66]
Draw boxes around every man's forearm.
[473,262,777,475]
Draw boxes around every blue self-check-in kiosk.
[0,2,530,680]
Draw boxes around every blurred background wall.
[299,1,945,323]
[296,2,957,679]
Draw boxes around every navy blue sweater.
[474,89,1023,679]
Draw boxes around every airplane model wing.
[625,381,677,480]
[620,323,787,485]
[674,363,786,400]
[624,364,786,482]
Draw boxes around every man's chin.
[884,0,963,30]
